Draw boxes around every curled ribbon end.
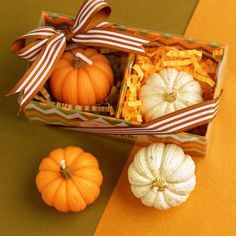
[6,89,17,97]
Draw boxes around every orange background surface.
[95,0,236,235]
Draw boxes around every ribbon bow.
[8,0,151,111]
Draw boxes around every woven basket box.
[23,11,228,157]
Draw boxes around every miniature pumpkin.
[36,146,103,212]
[139,68,203,122]
[128,143,196,210]
[50,48,114,106]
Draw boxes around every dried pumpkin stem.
[60,160,72,180]
[163,88,177,102]
[73,58,85,68]
[152,177,167,192]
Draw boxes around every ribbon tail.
[16,34,66,112]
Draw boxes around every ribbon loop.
[72,0,111,34]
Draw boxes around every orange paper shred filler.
[122,46,218,122]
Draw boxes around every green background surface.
[0,0,197,235]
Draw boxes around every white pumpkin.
[139,68,203,122]
[128,143,196,210]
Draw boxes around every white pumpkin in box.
[139,68,203,122]
[128,143,196,210]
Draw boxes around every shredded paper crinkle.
[122,46,221,122]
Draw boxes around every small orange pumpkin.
[49,48,114,105]
[36,146,103,212]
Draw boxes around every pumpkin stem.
[73,52,93,68]
[163,88,177,102]
[60,160,72,180]
[73,58,84,68]
[152,177,167,192]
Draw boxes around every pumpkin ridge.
[84,66,110,102]
[49,156,61,168]
[160,74,169,87]
[49,148,65,167]
[50,67,74,101]
[170,68,180,87]
[66,178,87,211]
[141,100,163,120]
[72,175,99,188]
[144,154,157,179]
[166,172,195,184]
[166,184,192,196]
[164,153,187,179]
[61,51,75,62]
[52,180,69,210]
[177,79,197,90]
[139,154,155,180]
[42,178,63,206]
[64,146,84,166]
[159,191,171,209]
[40,176,61,193]
[128,165,153,184]
[71,176,98,204]
[70,153,99,170]
[70,150,99,171]
[90,54,110,64]
[72,165,101,173]
[128,175,152,185]
[66,179,87,211]
[91,63,114,86]
[164,188,189,207]
[133,152,154,181]
[153,190,160,207]
[166,173,195,184]
[159,101,169,114]
[159,145,171,177]
[83,48,99,58]
[81,67,97,103]
[164,102,171,115]
[178,92,203,102]
[61,69,77,103]
[53,65,70,73]
[162,190,174,208]
[66,180,72,211]
[75,69,79,104]
[73,174,101,186]
[133,168,153,182]
[39,158,60,172]
[53,59,72,72]
[74,167,103,186]
[173,101,181,110]
[176,94,195,106]
[68,152,83,169]
[170,175,196,194]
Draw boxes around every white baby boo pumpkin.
[139,68,203,122]
[128,143,196,210]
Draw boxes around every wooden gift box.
[23,11,228,157]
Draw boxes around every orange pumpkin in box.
[50,48,114,105]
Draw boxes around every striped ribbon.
[8,0,151,112]
[61,95,220,134]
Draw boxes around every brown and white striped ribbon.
[64,96,220,134]
[8,0,151,112]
